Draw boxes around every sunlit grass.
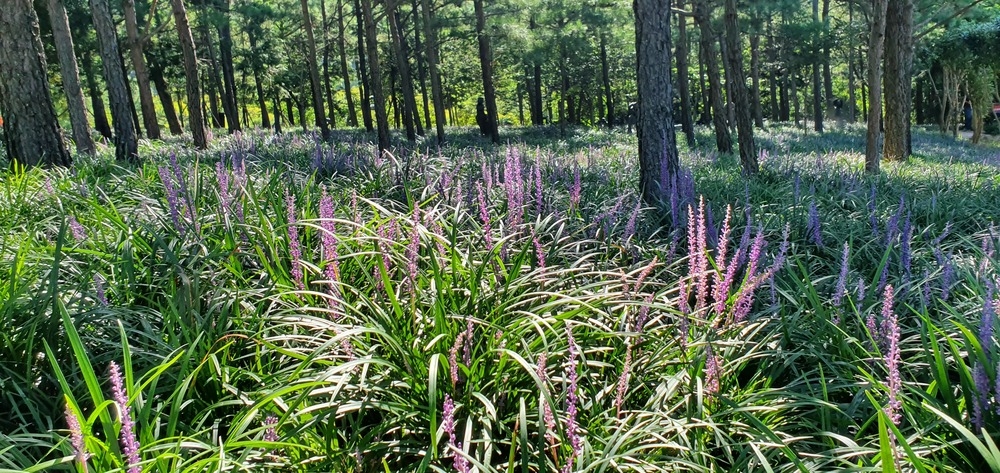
[1,125,998,472]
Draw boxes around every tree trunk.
[123,0,161,139]
[674,7,695,145]
[388,4,418,141]
[421,0,446,142]
[246,29,271,129]
[47,0,96,155]
[883,0,914,161]
[724,0,758,175]
[217,1,241,133]
[866,0,888,174]
[91,0,138,162]
[301,0,330,140]
[273,91,282,133]
[600,31,616,128]
[170,0,207,148]
[361,0,390,151]
[533,62,544,125]
[82,51,113,139]
[411,0,431,131]
[749,31,764,128]
[473,0,500,143]
[0,0,72,167]
[812,0,823,133]
[847,1,857,122]
[634,0,679,205]
[338,0,358,127]
[200,20,223,128]
[321,0,338,129]
[355,0,373,132]
[147,53,183,135]
[821,0,833,101]
[694,0,731,154]
[119,50,143,138]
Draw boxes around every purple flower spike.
[64,401,89,473]
[109,362,141,473]
[615,344,632,417]
[704,345,721,397]
[563,326,583,473]
[443,395,470,473]
[833,242,850,308]
[285,190,304,290]
[94,274,108,307]
[319,191,340,284]
[882,285,902,426]
[570,163,581,209]
[537,353,557,447]
[263,415,279,443]
[807,200,823,247]
[972,363,988,431]
[68,216,87,241]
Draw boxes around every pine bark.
[675,6,695,145]
[388,4,418,141]
[355,0,374,132]
[749,31,764,128]
[147,53,183,135]
[600,31,616,128]
[0,0,72,167]
[634,0,679,205]
[811,0,823,132]
[82,51,113,139]
[321,0,338,128]
[474,0,500,143]
[301,0,330,140]
[694,0,731,154]
[411,0,431,131]
[170,0,208,148]
[866,0,888,174]
[723,0,758,175]
[217,0,241,133]
[47,0,96,155]
[337,0,358,127]
[123,0,161,139]
[361,0,390,151]
[246,29,271,129]
[91,0,138,162]
[883,0,913,161]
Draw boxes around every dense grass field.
[1,124,999,472]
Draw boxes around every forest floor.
[1,123,999,472]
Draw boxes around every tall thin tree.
[91,0,139,162]
[634,0,679,205]
[301,0,330,140]
[47,0,96,155]
[0,0,72,167]
[123,0,161,139]
[865,0,888,174]
[884,0,914,161]
[473,0,500,144]
[361,0,390,151]
[170,0,208,148]
[723,0,758,174]
[421,0,446,143]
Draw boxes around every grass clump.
[1,124,999,472]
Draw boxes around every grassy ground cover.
[1,124,999,472]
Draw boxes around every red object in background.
[993,104,1000,115]
[0,116,4,127]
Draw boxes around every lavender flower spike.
[285,190,304,290]
[64,400,89,473]
[882,285,902,426]
[109,362,141,473]
[833,242,850,308]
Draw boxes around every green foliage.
[1,126,999,471]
